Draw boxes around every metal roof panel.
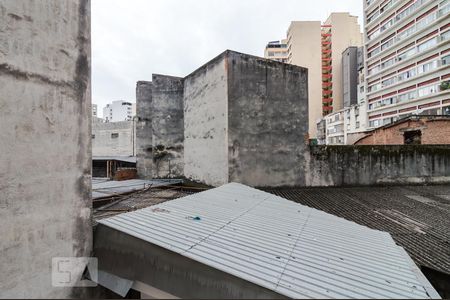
[98,183,440,299]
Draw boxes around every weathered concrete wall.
[184,54,229,186]
[306,145,450,186]
[136,81,153,179]
[227,52,309,187]
[92,121,136,157]
[152,75,184,178]
[0,0,92,298]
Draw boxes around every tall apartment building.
[364,0,450,129]
[321,13,364,116]
[103,100,136,122]
[342,47,359,108]
[271,14,362,138]
[264,40,289,63]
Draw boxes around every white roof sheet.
[98,183,440,299]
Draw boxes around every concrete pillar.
[0,0,92,297]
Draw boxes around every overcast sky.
[92,0,363,117]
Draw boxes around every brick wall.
[356,118,450,145]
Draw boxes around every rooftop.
[266,185,450,276]
[96,183,442,299]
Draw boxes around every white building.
[264,40,288,63]
[364,0,450,129]
[92,120,136,157]
[103,100,136,122]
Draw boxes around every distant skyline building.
[342,46,359,108]
[321,13,364,116]
[364,0,450,129]
[264,39,289,63]
[266,13,363,138]
[103,100,136,122]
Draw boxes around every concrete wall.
[152,75,184,178]
[227,52,309,187]
[306,145,450,186]
[136,81,153,179]
[92,121,136,157]
[0,0,91,298]
[184,54,229,186]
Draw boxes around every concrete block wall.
[151,75,184,178]
[136,81,153,179]
[0,0,92,298]
[92,121,136,157]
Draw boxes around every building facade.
[321,13,364,116]
[264,40,288,63]
[103,100,136,122]
[271,14,362,138]
[342,47,359,107]
[364,0,450,130]
[286,21,323,138]
[92,120,137,157]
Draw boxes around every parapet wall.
[306,145,450,187]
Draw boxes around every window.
[442,55,450,65]
[92,134,95,139]
[111,133,119,139]
[418,60,438,74]
[404,130,422,145]
[417,37,438,52]
[443,106,450,115]
[398,69,416,81]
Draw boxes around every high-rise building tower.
[364,0,450,129]
[271,13,363,138]
[321,13,364,116]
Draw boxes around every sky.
[92,0,364,117]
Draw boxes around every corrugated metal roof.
[98,183,441,299]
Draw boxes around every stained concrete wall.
[306,145,450,186]
[0,0,92,298]
[184,54,229,186]
[136,81,153,179]
[182,51,309,187]
[92,121,136,157]
[227,52,309,187]
[151,75,184,178]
